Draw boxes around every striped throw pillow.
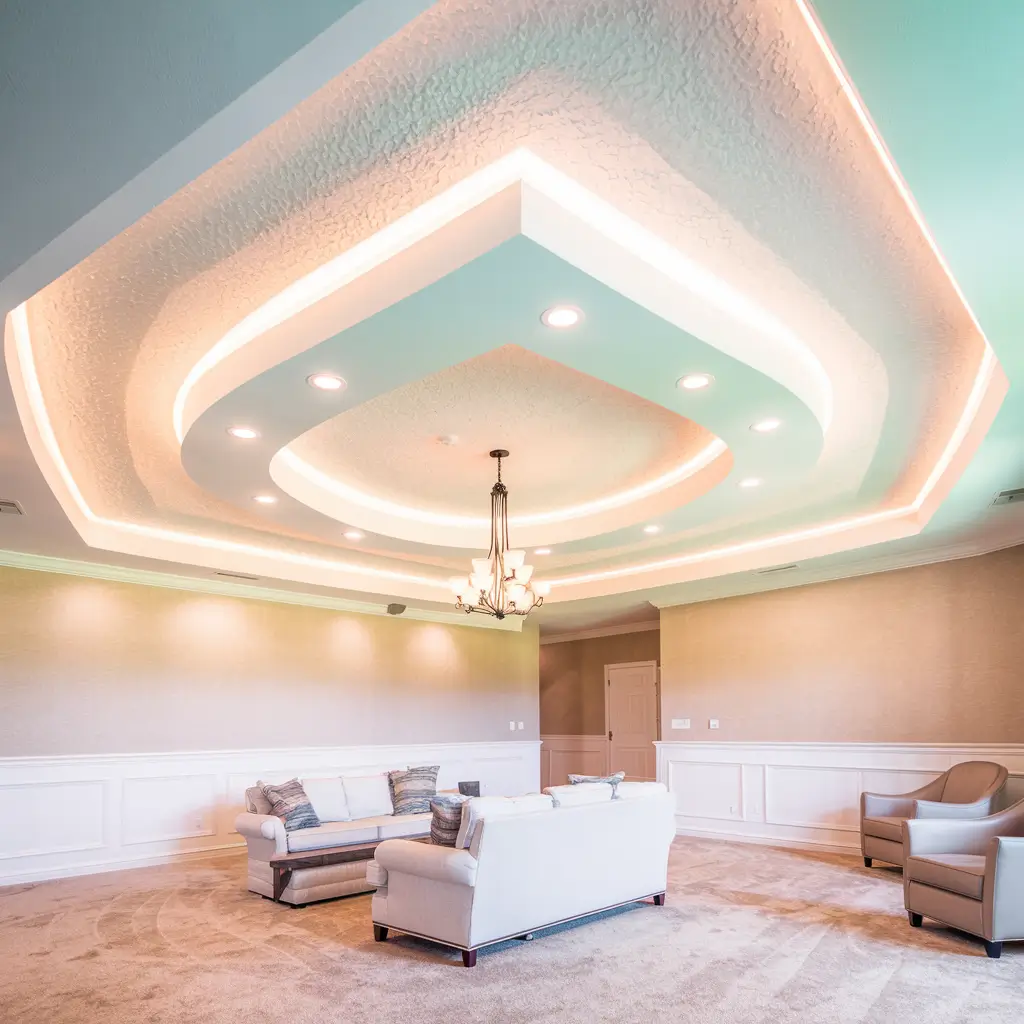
[568,771,626,795]
[389,765,440,815]
[259,779,321,831]
[429,794,467,846]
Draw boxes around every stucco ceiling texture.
[291,347,714,514]
[2,0,1013,614]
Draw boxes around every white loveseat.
[235,779,431,905]
[368,782,676,965]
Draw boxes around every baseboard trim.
[673,825,855,858]
[1,841,247,887]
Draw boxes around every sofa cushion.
[456,794,554,849]
[260,779,320,831]
[615,781,668,800]
[244,786,273,815]
[389,765,440,815]
[285,819,379,853]
[342,773,394,819]
[377,812,432,840]
[545,783,614,807]
[906,853,986,900]
[430,795,468,846]
[300,777,351,822]
[862,815,905,842]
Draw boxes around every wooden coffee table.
[268,836,428,902]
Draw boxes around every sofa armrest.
[234,812,287,855]
[914,798,993,820]
[862,793,915,819]
[988,836,1024,940]
[903,815,1008,858]
[375,839,478,887]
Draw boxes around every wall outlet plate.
[509,720,516,731]
[671,718,691,730]
[709,718,720,729]
[517,721,524,730]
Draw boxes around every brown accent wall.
[540,629,660,735]
[0,566,539,756]
[660,546,1024,743]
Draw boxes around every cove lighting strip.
[172,147,834,442]
[277,438,728,529]
[10,305,446,591]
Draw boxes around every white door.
[606,661,658,781]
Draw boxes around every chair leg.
[462,949,477,968]
[908,912,922,928]
[373,925,388,942]
[653,893,666,906]
[984,940,1003,959]
[863,857,872,868]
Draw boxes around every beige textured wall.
[660,546,1024,743]
[540,629,660,735]
[0,566,539,756]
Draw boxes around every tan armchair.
[903,797,1024,958]
[861,761,1007,868]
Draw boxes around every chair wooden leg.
[462,949,477,968]
[653,892,666,906]
[863,857,872,868]
[908,912,922,928]
[373,925,388,942]
[984,939,1003,959]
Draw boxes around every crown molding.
[649,531,1024,610]
[539,619,660,645]
[0,549,523,631]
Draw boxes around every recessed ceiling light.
[307,373,347,391]
[253,494,277,504]
[541,305,582,329]
[344,530,364,541]
[643,525,662,534]
[751,418,782,433]
[739,477,762,489]
[437,434,459,446]
[534,548,552,555]
[228,426,260,440]
[677,373,713,391]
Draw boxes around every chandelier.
[449,450,550,619]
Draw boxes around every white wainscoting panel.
[540,735,607,789]
[656,742,1024,854]
[0,740,540,885]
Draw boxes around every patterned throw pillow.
[389,765,440,815]
[429,794,467,846]
[259,779,321,831]
[568,771,626,795]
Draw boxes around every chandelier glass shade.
[449,450,549,619]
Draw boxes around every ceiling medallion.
[449,450,550,619]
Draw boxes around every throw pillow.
[244,786,273,815]
[455,793,555,850]
[389,765,440,815]
[342,773,394,819]
[569,771,626,795]
[430,794,467,846]
[300,777,351,822]
[258,779,321,831]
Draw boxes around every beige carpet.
[1,838,1019,1023]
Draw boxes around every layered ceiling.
[1,0,1022,633]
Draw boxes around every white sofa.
[235,782,430,905]
[368,782,676,965]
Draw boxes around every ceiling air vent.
[214,571,259,581]
[0,499,24,516]
[754,563,799,576]
[991,488,1024,507]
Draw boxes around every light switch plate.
[509,720,516,731]
[517,721,524,730]
[671,718,691,730]
[709,718,720,730]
